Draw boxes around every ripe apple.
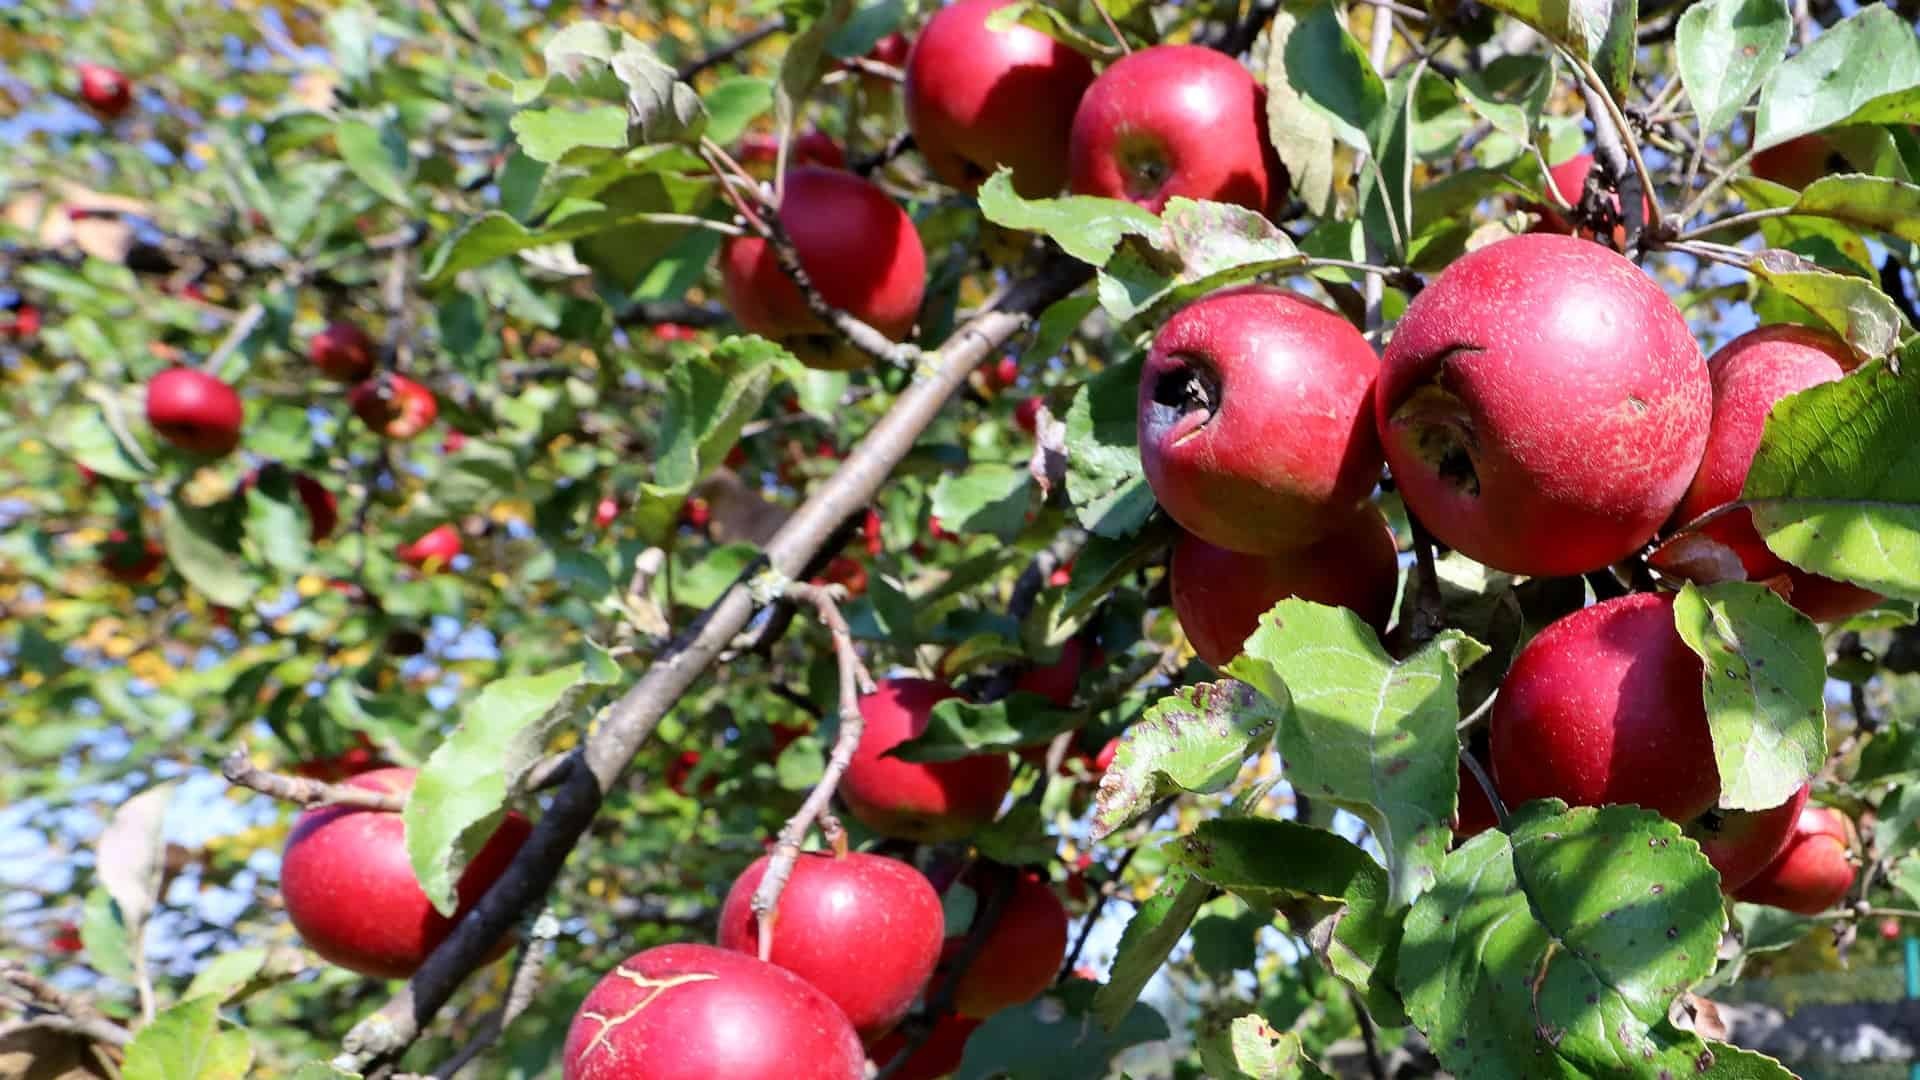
[593,497,619,529]
[291,733,385,782]
[736,131,847,179]
[1532,152,1652,247]
[1140,286,1382,556]
[1068,44,1284,214]
[1663,324,1881,621]
[1170,504,1399,669]
[280,767,530,979]
[239,467,338,542]
[310,320,377,382]
[76,63,132,118]
[718,167,926,371]
[943,866,1069,1018]
[904,0,1095,198]
[1733,804,1856,914]
[349,373,437,439]
[50,921,83,955]
[1490,592,1808,889]
[1013,396,1042,435]
[867,1013,982,1080]
[1015,637,1100,709]
[1750,135,1840,190]
[863,508,884,557]
[562,943,866,1080]
[0,303,40,340]
[666,749,718,797]
[1377,234,1710,576]
[397,524,462,571]
[718,851,944,1039]
[839,678,1012,842]
[146,367,244,457]
[441,429,469,453]
[101,529,165,584]
[811,554,868,597]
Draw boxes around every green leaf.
[960,978,1169,1077]
[1793,173,1920,244]
[773,0,853,164]
[976,170,1160,267]
[1454,57,1556,147]
[1056,520,1174,622]
[889,693,1081,762]
[94,782,175,936]
[182,948,267,1004]
[334,117,413,207]
[1857,723,1920,787]
[701,76,773,145]
[1092,870,1211,1028]
[1671,582,1827,811]
[1744,360,1920,600]
[434,440,524,519]
[50,399,153,480]
[930,464,1033,542]
[243,475,313,575]
[1228,601,1485,908]
[1473,0,1636,93]
[1675,0,1791,135]
[1399,802,1728,1079]
[1091,681,1280,840]
[1062,353,1155,539]
[1277,0,1385,154]
[123,996,252,1080]
[1263,6,1341,215]
[1190,911,1261,977]
[1753,4,1920,151]
[405,660,614,914]
[81,887,136,983]
[827,0,908,58]
[1196,1016,1334,1079]
[1027,293,1099,361]
[510,104,630,163]
[1094,198,1304,324]
[974,802,1057,867]
[1749,249,1908,360]
[1733,902,1817,954]
[983,0,1123,58]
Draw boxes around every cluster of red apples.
[1141,228,1867,911]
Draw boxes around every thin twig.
[0,961,131,1048]
[199,300,267,374]
[222,747,406,811]
[675,20,783,81]
[1672,205,1793,243]
[1459,747,1510,831]
[1353,990,1389,1080]
[1088,0,1133,53]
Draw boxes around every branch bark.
[222,748,406,811]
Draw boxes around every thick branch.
[222,748,405,811]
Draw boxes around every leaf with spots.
[1196,1014,1333,1079]
[1398,801,1730,1079]
[1228,600,1486,909]
[1748,250,1908,361]
[1089,680,1281,840]
[1672,582,1827,811]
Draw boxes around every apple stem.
[219,747,406,812]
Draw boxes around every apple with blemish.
[349,373,438,439]
[146,367,244,457]
[839,678,1012,842]
[1531,151,1652,247]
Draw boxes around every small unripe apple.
[349,373,437,439]
[280,767,530,979]
[1069,44,1284,214]
[310,321,377,382]
[1750,135,1840,190]
[1733,804,1856,914]
[943,866,1069,1019]
[719,168,926,371]
[868,1013,982,1080]
[718,851,944,1039]
[1377,234,1710,576]
[76,63,132,119]
[904,0,1095,198]
[840,678,1012,842]
[1170,504,1399,669]
[101,529,165,584]
[1140,286,1381,556]
[1664,324,1880,621]
[397,524,462,571]
[146,367,244,457]
[562,943,866,1080]
[736,131,847,179]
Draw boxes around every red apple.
[1170,504,1399,669]
[1068,44,1284,214]
[1140,286,1381,556]
[867,1014,982,1080]
[239,467,338,542]
[0,304,40,340]
[718,852,944,1039]
[1662,324,1881,621]
[863,508,884,557]
[397,524,462,570]
[310,320,377,383]
[719,168,926,371]
[1013,396,1042,435]
[1533,152,1652,247]
[1377,234,1710,576]
[441,430,469,453]
[291,733,386,783]
[349,373,437,439]
[812,554,868,597]
[76,63,132,119]
[944,866,1069,1019]
[101,529,165,584]
[904,0,1095,198]
[593,498,619,529]
[840,678,1012,842]
[681,497,712,531]
[50,922,83,955]
[146,367,244,457]
[1453,757,1500,838]
[736,131,847,178]
[666,749,718,797]
[562,943,866,1080]
[985,354,1020,392]
[1015,637,1100,709]
[652,322,699,343]
[1750,135,1839,190]
[1733,804,1857,914]
[280,767,530,979]
[1691,782,1810,893]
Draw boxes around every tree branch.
[0,961,131,1048]
[676,20,784,81]
[222,748,406,811]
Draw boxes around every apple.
[736,131,847,179]
[719,167,927,371]
[1733,804,1856,914]
[904,0,1095,198]
[1139,286,1382,556]
[291,733,386,783]
[942,866,1069,1019]
[653,322,699,343]
[239,467,338,543]
[562,943,866,1080]
[839,678,1013,842]
[441,430,469,453]
[666,749,719,797]
[1453,756,1500,839]
[1662,324,1881,621]
[984,354,1020,392]
[1013,396,1042,435]
[1377,234,1710,576]
[349,373,438,439]
[718,851,944,1039]
[280,767,530,979]
[1490,593,1805,889]
[1015,637,1100,709]
[1068,44,1284,214]
[1532,152,1652,247]
[146,367,244,457]
[310,320,377,382]
[593,498,619,529]
[863,508,884,557]
[76,63,132,118]
[867,1013,982,1080]
[1170,503,1399,669]
[811,554,868,597]
[50,922,83,955]
[1750,135,1840,190]
[0,303,40,340]
[681,497,712,531]
[101,529,165,584]
[397,524,462,571]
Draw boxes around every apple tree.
[3,0,1920,1077]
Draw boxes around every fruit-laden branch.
[748,581,877,961]
[334,253,1093,1074]
[221,748,406,811]
[0,960,132,1049]
[1577,74,1659,250]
